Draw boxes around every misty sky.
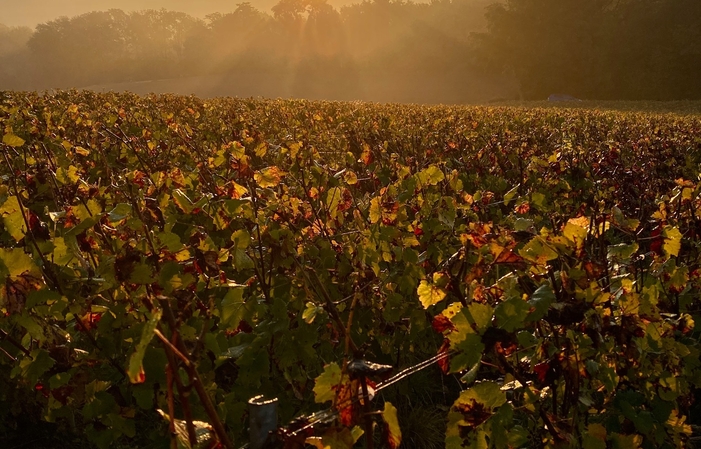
[0,0,363,28]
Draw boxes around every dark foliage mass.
[0,0,700,101]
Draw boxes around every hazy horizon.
[1,0,393,28]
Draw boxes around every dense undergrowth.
[1,91,701,448]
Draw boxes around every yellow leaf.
[75,146,90,156]
[417,280,447,308]
[0,196,25,241]
[382,402,402,449]
[55,166,80,185]
[369,197,382,224]
[2,133,25,147]
[254,166,284,188]
[663,226,682,258]
[588,423,607,440]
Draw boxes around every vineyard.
[1,90,701,449]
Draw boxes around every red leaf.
[493,249,525,265]
[650,225,664,255]
[432,314,456,334]
[133,366,146,384]
[514,202,530,214]
[533,362,550,383]
[437,339,451,374]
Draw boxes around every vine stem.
[165,363,179,449]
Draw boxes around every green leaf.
[513,218,533,232]
[313,362,342,404]
[128,262,155,285]
[382,402,402,449]
[232,248,254,270]
[326,187,344,220]
[171,189,193,214]
[494,297,529,332]
[16,314,45,341]
[2,133,25,147]
[220,286,245,327]
[417,165,445,186]
[49,372,72,390]
[466,302,493,334]
[107,203,132,222]
[449,381,506,440]
[21,349,54,385]
[527,283,555,322]
[457,381,507,410]
[417,279,447,308]
[608,243,638,260]
[450,334,485,373]
[518,236,558,265]
[531,192,546,209]
[127,309,162,384]
[55,165,80,185]
[503,184,520,206]
[460,361,481,385]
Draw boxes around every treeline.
[0,0,699,102]
[476,0,701,101]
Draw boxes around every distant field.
[78,77,701,116]
[490,99,701,116]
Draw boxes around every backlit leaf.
[382,402,402,449]
[0,196,25,241]
[494,297,529,332]
[127,309,162,384]
[663,226,682,258]
[417,165,445,186]
[519,236,558,265]
[527,283,555,322]
[254,166,284,188]
[418,279,447,308]
[220,286,245,327]
[313,363,342,404]
[2,133,25,147]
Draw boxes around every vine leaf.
[254,166,284,188]
[527,283,555,322]
[418,273,449,308]
[382,402,402,449]
[662,226,682,258]
[127,309,162,384]
[519,236,558,265]
[494,298,529,332]
[0,197,25,242]
[450,334,484,373]
[417,280,447,308]
[21,349,54,386]
[2,133,25,147]
[453,381,506,418]
[0,248,40,278]
[220,286,246,327]
[582,423,607,449]
[416,165,445,186]
[313,363,342,404]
